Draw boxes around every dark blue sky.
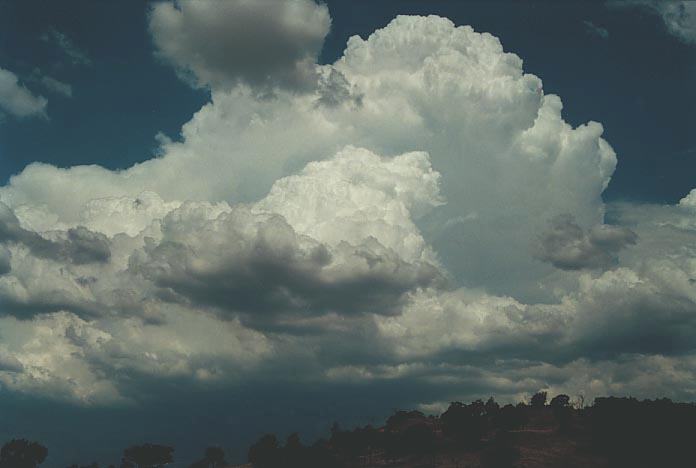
[0,0,694,203]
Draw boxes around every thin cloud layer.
[0,13,694,414]
[41,28,91,66]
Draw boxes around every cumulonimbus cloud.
[0,13,693,409]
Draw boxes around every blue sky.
[1,1,696,467]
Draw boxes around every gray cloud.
[0,350,22,372]
[0,67,47,119]
[316,68,362,107]
[148,0,331,92]
[535,214,637,270]
[0,202,110,265]
[0,247,9,275]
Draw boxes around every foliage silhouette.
[121,444,173,468]
[0,439,48,468]
[530,391,547,408]
[7,394,696,467]
[188,446,226,468]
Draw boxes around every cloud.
[612,1,696,44]
[0,13,695,421]
[535,214,637,270]
[0,247,9,275]
[0,202,111,265]
[130,147,443,327]
[39,75,73,98]
[41,28,91,66]
[148,0,331,92]
[0,67,47,119]
[583,20,609,39]
[0,348,23,373]
[0,15,616,302]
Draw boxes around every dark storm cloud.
[0,202,110,265]
[130,228,441,330]
[535,214,637,270]
[0,247,10,275]
[148,0,331,92]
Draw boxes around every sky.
[0,0,695,466]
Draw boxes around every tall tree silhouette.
[0,439,48,468]
[530,391,547,408]
[121,444,173,468]
[189,446,226,468]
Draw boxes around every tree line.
[5,392,696,467]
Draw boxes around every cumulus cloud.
[148,0,331,92]
[535,214,637,270]
[0,67,47,119]
[0,202,110,265]
[0,15,616,301]
[39,75,72,97]
[0,13,695,414]
[130,148,443,327]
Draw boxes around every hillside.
[244,394,696,468]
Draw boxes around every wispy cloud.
[610,1,696,45]
[41,28,91,66]
[0,66,47,119]
[584,20,610,39]
[39,75,72,97]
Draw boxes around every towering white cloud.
[0,13,694,410]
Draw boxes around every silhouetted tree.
[485,396,500,416]
[550,394,570,408]
[590,397,696,467]
[189,446,226,468]
[305,440,345,468]
[248,434,280,468]
[441,400,487,446]
[495,404,528,431]
[122,444,173,468]
[0,439,48,468]
[530,391,547,408]
[397,423,436,457]
[385,410,426,432]
[550,394,572,433]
